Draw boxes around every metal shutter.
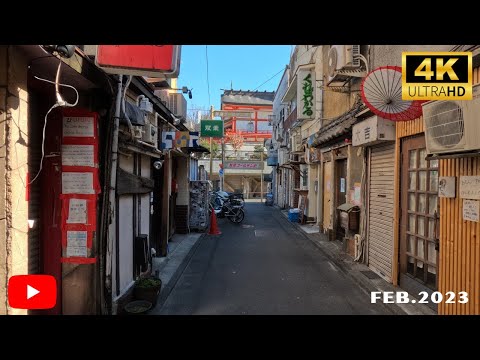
[368,143,395,282]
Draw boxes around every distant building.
[221,90,274,142]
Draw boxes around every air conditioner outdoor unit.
[169,93,187,120]
[141,112,158,146]
[423,84,480,155]
[327,45,361,85]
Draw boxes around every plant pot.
[133,278,162,306]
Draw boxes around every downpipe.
[105,74,123,314]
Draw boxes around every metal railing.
[284,107,297,130]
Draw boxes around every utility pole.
[260,147,264,203]
[209,105,214,182]
[221,138,225,191]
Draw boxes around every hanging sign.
[96,45,181,77]
[297,68,315,120]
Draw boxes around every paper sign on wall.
[62,172,95,194]
[63,116,95,137]
[439,176,456,198]
[463,199,479,222]
[62,145,95,167]
[340,178,346,193]
[66,231,88,257]
[459,176,480,199]
[66,199,87,224]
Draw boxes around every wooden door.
[323,161,332,230]
[400,135,439,305]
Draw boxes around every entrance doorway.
[335,159,347,241]
[400,135,439,309]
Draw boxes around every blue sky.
[178,45,292,117]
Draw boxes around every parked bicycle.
[209,192,245,223]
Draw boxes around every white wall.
[118,154,134,293]
[370,45,452,69]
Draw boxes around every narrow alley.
[152,203,389,315]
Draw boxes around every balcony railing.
[284,107,297,131]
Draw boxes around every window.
[301,165,308,187]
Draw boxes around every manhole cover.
[360,270,381,280]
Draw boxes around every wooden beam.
[116,168,154,195]
[392,126,401,286]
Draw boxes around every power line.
[205,45,211,106]
[252,68,285,91]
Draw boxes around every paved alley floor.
[151,203,392,315]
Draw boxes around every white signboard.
[62,145,95,167]
[438,176,456,198]
[63,116,95,137]
[62,172,95,194]
[459,176,480,199]
[213,110,253,119]
[66,231,88,257]
[66,246,88,258]
[297,69,315,120]
[66,199,88,224]
[352,116,395,146]
[463,199,479,222]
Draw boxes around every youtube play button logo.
[8,275,56,310]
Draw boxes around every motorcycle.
[213,191,245,209]
[209,192,245,223]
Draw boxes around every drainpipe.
[105,74,123,313]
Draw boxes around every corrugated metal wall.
[394,67,480,315]
[439,157,480,314]
[437,66,480,314]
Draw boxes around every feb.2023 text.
[371,291,468,304]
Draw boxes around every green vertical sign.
[201,120,224,138]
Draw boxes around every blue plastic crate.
[288,210,299,222]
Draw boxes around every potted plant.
[133,277,162,306]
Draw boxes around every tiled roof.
[311,98,366,147]
[222,90,275,106]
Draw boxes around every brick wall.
[174,205,189,234]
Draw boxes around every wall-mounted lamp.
[171,86,193,99]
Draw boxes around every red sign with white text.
[96,45,181,77]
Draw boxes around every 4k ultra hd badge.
[402,52,472,100]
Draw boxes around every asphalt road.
[156,203,390,315]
